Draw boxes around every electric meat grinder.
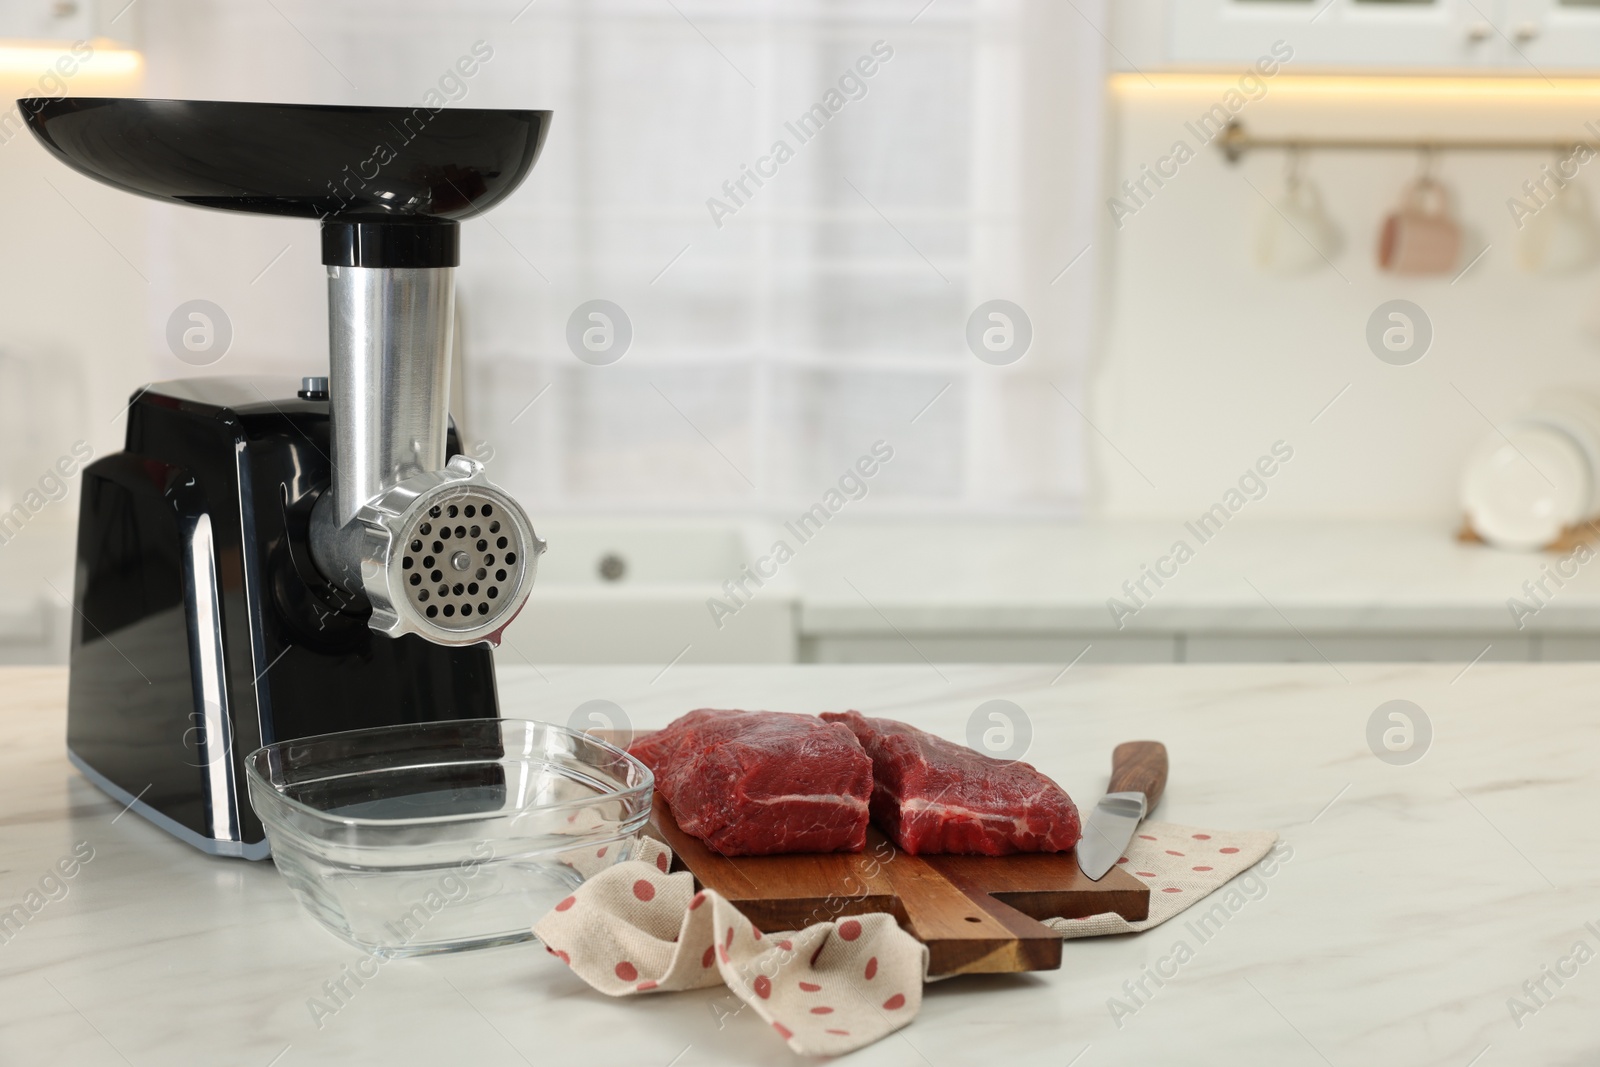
[24,98,551,858]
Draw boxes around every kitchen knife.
[1076,740,1169,881]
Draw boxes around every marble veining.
[1,663,1597,1066]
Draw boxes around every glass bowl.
[244,718,653,958]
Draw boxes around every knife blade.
[1076,740,1169,881]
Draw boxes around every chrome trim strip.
[180,508,241,845]
[68,749,271,860]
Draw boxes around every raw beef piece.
[820,710,1081,856]
[629,709,873,856]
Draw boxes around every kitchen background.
[7,0,1600,667]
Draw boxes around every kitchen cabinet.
[1181,633,1533,663]
[804,632,1552,665]
[1508,0,1600,66]
[23,515,1600,667]
[0,513,70,665]
[0,0,99,43]
[804,631,1594,665]
[0,601,64,665]
[792,520,1600,666]
[1165,0,1600,70]
[802,633,1176,664]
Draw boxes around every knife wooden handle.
[1108,741,1167,811]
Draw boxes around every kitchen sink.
[496,518,798,665]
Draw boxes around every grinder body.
[67,379,499,858]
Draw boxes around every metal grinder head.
[351,458,542,645]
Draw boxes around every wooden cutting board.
[644,793,1151,977]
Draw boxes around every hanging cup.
[1378,174,1462,276]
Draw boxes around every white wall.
[1092,74,1600,521]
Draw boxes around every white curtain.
[131,0,1107,515]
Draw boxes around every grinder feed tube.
[326,265,453,528]
[310,221,542,646]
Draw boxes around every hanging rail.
[1217,120,1593,164]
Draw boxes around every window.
[452,0,1103,516]
[133,0,1104,516]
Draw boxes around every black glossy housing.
[67,380,499,856]
[20,98,551,267]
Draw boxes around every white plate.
[1461,423,1591,551]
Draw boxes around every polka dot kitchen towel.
[534,837,926,1057]
[1047,821,1283,939]
[533,825,1280,1056]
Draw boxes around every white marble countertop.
[792,518,1600,635]
[3,662,1596,1065]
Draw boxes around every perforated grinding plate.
[398,492,525,631]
